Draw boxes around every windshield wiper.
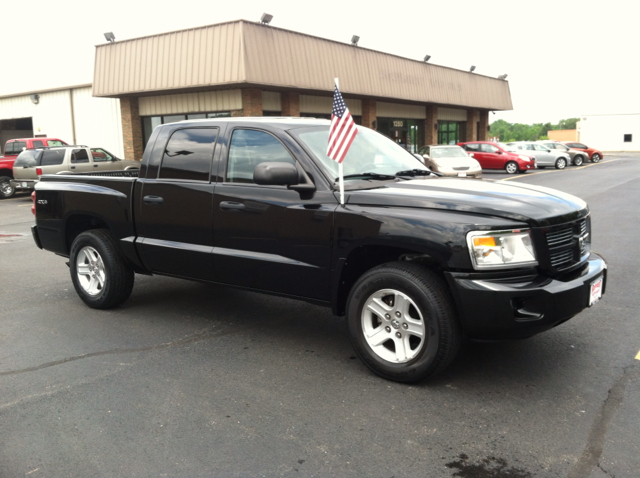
[395,169,440,177]
[338,172,397,180]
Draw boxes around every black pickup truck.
[31,118,607,382]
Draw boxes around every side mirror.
[414,153,424,162]
[254,162,299,186]
[422,154,430,160]
[496,150,503,154]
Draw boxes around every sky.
[2,0,639,125]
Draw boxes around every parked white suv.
[506,142,571,169]
[11,146,139,192]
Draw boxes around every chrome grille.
[544,218,588,271]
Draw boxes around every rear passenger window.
[464,143,481,152]
[47,140,65,147]
[159,128,218,181]
[227,129,295,183]
[71,149,89,163]
[32,140,44,148]
[40,150,66,166]
[480,144,499,153]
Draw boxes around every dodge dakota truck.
[31,118,607,382]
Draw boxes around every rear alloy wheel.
[572,155,584,166]
[346,262,461,383]
[591,153,601,163]
[0,176,16,199]
[504,161,518,174]
[70,229,134,309]
[555,158,567,169]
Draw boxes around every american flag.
[327,83,358,163]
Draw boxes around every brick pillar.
[478,110,489,141]
[281,92,300,116]
[466,109,478,142]
[425,105,438,145]
[242,88,263,116]
[120,97,144,161]
[361,99,377,129]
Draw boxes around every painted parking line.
[636,350,640,361]
[501,159,619,181]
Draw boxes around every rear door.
[69,148,94,173]
[135,126,220,281]
[532,144,554,166]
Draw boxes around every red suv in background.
[458,141,536,174]
[0,137,68,198]
[561,142,603,162]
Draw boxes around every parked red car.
[561,142,603,162]
[458,141,536,174]
[0,137,68,198]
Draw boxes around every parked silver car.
[536,141,587,166]
[11,146,139,192]
[506,142,571,169]
[418,145,482,178]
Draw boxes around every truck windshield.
[292,126,428,180]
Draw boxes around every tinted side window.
[6,142,26,154]
[575,143,588,149]
[91,148,114,162]
[32,140,44,148]
[227,129,295,184]
[71,149,89,163]
[41,150,66,166]
[14,150,40,167]
[480,144,499,153]
[159,128,218,181]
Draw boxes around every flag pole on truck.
[327,78,358,206]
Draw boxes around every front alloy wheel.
[591,153,601,163]
[361,289,426,363]
[555,158,567,169]
[346,262,461,382]
[505,161,518,174]
[573,155,584,166]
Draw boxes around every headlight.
[466,229,537,269]
[519,155,531,162]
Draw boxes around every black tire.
[69,229,134,309]
[504,161,518,174]
[555,157,567,170]
[572,155,584,166]
[0,176,16,199]
[346,262,461,383]
[591,153,601,163]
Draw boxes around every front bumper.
[11,179,38,191]
[446,252,607,340]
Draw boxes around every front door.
[135,127,219,281]
[212,127,334,301]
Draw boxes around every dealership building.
[1,20,514,159]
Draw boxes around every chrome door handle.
[220,201,246,211]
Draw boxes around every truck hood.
[346,178,588,226]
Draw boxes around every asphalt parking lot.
[1,153,639,478]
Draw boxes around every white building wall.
[580,114,640,152]
[0,86,124,158]
[72,87,124,158]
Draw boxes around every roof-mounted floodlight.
[470,65,476,72]
[104,32,115,43]
[30,94,40,105]
[424,55,431,62]
[351,35,360,46]
[260,13,273,24]
[498,74,508,80]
